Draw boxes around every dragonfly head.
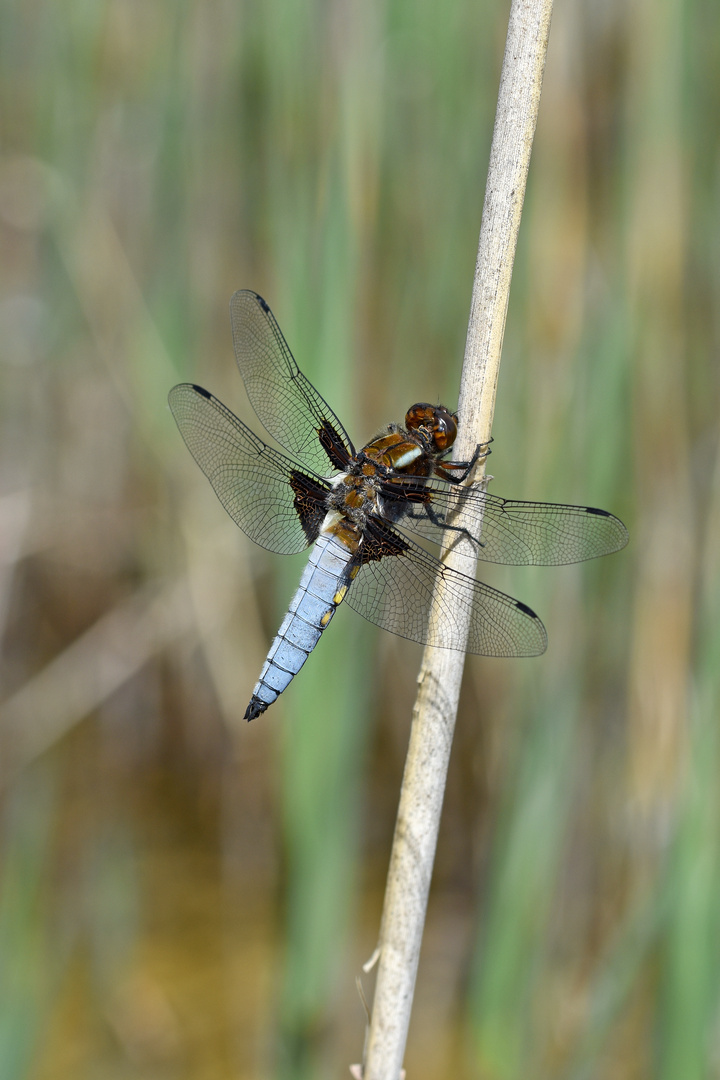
[405,403,458,453]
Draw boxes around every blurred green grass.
[0,0,718,1078]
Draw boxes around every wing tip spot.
[193,384,212,399]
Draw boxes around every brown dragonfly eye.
[431,407,457,452]
[405,403,434,430]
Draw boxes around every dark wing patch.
[289,471,329,544]
[345,520,547,657]
[378,479,629,566]
[169,383,329,555]
[318,418,353,471]
[230,290,355,476]
[358,516,411,562]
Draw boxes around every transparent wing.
[345,522,547,657]
[230,290,355,475]
[169,383,329,555]
[380,480,629,565]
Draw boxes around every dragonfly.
[169,291,628,721]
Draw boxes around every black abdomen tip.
[244,696,269,722]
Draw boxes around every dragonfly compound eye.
[405,403,435,431]
[431,407,457,452]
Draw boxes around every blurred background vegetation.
[1,0,718,1077]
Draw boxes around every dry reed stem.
[362,2,554,1076]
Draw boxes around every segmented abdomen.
[244,533,355,720]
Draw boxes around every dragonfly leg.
[434,438,492,484]
[407,498,484,554]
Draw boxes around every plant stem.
[362,2,554,1076]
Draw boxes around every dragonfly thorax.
[327,470,382,529]
[356,425,435,478]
